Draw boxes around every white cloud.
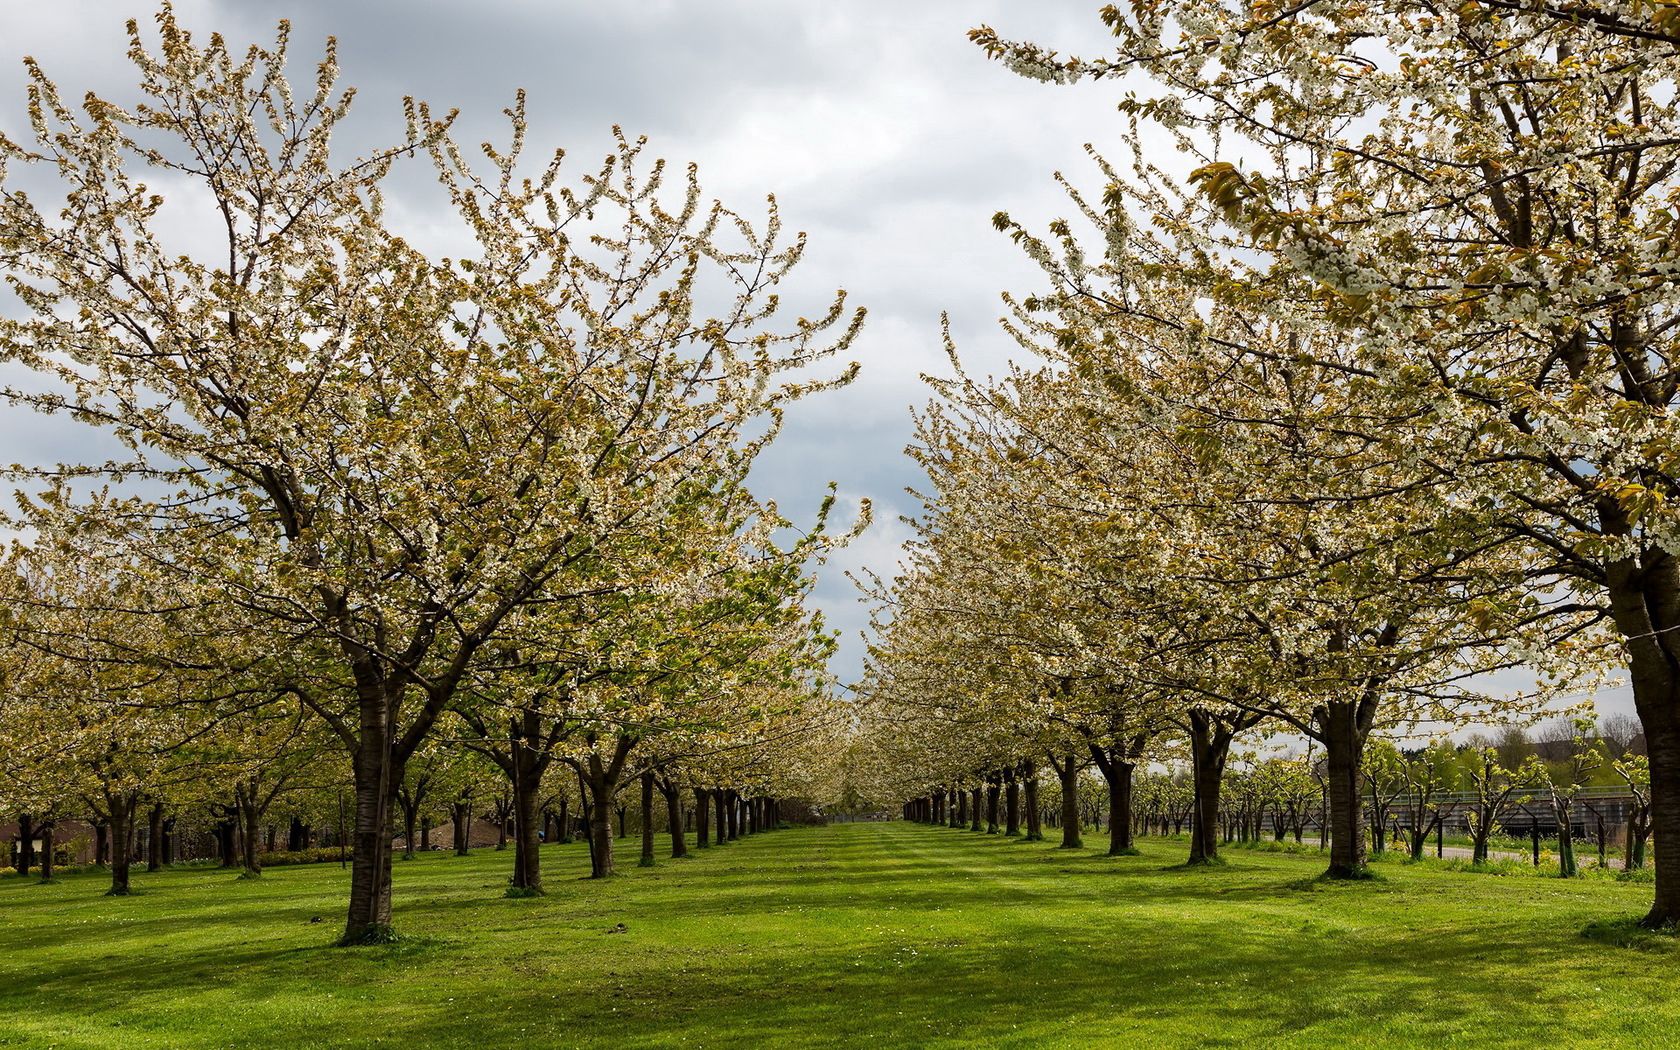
[0,1,1169,682]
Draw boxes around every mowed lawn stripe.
[0,822,1674,1048]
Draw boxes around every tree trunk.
[1022,763,1042,841]
[1601,550,1680,926]
[663,782,688,858]
[147,801,165,872]
[1188,709,1232,865]
[1627,802,1651,871]
[239,794,263,877]
[694,788,711,848]
[1642,715,1680,924]
[38,820,54,882]
[106,793,133,895]
[1316,698,1372,879]
[586,782,614,877]
[94,821,109,866]
[1471,809,1492,865]
[15,813,32,878]
[971,786,983,832]
[1004,771,1021,837]
[217,814,237,868]
[1554,794,1578,878]
[1089,743,1140,856]
[400,795,419,861]
[1056,756,1082,849]
[452,801,471,856]
[579,737,635,878]
[1409,816,1430,862]
[510,755,544,893]
[726,791,740,841]
[341,725,401,945]
[985,778,1001,834]
[1114,771,1137,854]
[640,772,656,868]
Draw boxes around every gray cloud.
[1,1,1147,684]
[7,3,1624,721]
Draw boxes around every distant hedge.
[257,847,351,867]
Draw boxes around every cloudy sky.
[0,2,1629,725]
[0,1,1154,685]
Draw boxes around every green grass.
[1,822,1675,1048]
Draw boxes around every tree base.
[1585,916,1679,947]
[1181,855,1226,868]
[1320,864,1377,881]
[1638,909,1680,933]
[338,924,399,947]
[1107,847,1141,857]
[504,885,544,898]
[638,858,655,868]
[1057,841,1084,851]
[104,886,132,896]
[237,870,262,881]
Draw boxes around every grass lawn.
[1,822,1675,1048]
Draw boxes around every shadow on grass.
[2,823,1674,1049]
[1581,917,1680,953]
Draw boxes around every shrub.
[1442,857,1560,877]
[257,847,351,867]
[1231,839,1314,855]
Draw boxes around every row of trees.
[891,724,1655,875]
[3,716,809,885]
[0,8,859,942]
[858,1,1680,928]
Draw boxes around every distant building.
[3,819,100,869]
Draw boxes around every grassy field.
[1,822,1675,1049]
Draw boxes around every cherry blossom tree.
[0,8,863,942]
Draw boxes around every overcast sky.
[0,2,1629,725]
[0,1,1155,685]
